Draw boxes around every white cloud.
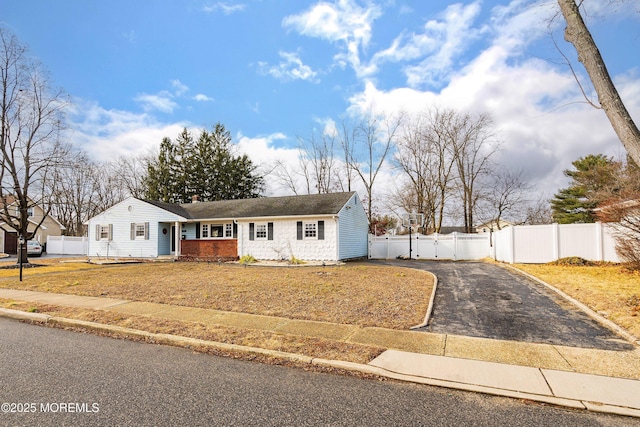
[194,93,214,102]
[171,79,190,96]
[236,132,303,195]
[134,79,215,111]
[258,51,319,82]
[68,100,188,162]
[203,2,246,15]
[344,1,640,201]
[404,2,484,87]
[283,0,382,77]
[134,91,178,113]
[317,117,337,138]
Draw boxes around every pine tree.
[144,123,264,202]
[145,137,175,202]
[551,154,620,223]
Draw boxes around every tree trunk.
[558,0,640,166]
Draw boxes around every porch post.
[175,221,181,257]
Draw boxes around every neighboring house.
[0,197,66,254]
[86,192,369,262]
[435,226,468,235]
[476,219,513,233]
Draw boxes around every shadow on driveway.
[372,260,634,351]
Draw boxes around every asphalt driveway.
[372,260,633,351]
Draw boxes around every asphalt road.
[373,260,633,350]
[1,319,636,427]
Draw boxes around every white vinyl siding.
[337,193,368,260]
[87,197,185,259]
[130,222,150,240]
[96,224,113,241]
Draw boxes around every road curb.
[2,307,639,419]
[0,307,51,323]
[503,265,640,346]
[410,271,438,330]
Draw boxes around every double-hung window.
[96,224,113,241]
[297,220,324,240]
[255,224,267,239]
[130,222,149,240]
[249,222,273,241]
[304,222,317,238]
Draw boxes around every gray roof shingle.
[143,200,192,218]
[142,192,356,220]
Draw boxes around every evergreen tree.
[144,123,264,202]
[551,154,619,223]
[145,137,175,202]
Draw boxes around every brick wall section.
[179,239,238,262]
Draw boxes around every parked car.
[26,240,43,256]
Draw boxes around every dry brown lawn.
[514,263,640,338]
[0,299,384,364]
[0,260,430,363]
[0,261,432,330]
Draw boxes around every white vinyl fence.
[369,222,622,263]
[492,222,620,263]
[46,236,88,256]
[368,232,491,261]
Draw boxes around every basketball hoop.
[402,213,423,229]
[402,213,423,260]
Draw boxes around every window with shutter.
[255,224,267,239]
[99,225,111,241]
[304,222,317,238]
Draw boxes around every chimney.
[191,195,200,203]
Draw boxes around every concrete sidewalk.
[1,288,639,418]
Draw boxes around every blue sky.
[3,0,640,205]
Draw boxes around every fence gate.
[368,233,490,261]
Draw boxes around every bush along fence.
[369,222,621,263]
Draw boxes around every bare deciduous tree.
[557,0,640,165]
[112,154,148,199]
[394,109,457,233]
[0,28,70,261]
[449,112,499,233]
[271,130,339,195]
[48,151,97,236]
[299,131,337,194]
[483,169,531,229]
[347,110,403,222]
